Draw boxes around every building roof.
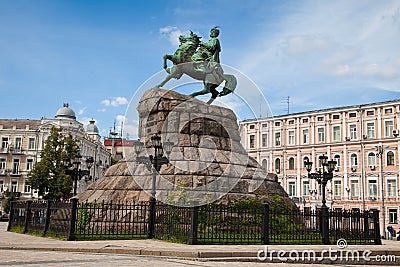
[55,103,76,120]
[86,119,99,134]
[241,99,400,123]
[104,139,137,147]
[0,119,41,130]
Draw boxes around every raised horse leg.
[156,73,173,88]
[190,83,211,97]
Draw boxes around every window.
[28,138,36,150]
[389,209,398,224]
[26,159,33,171]
[275,132,281,146]
[302,128,309,144]
[262,123,268,128]
[249,124,255,130]
[303,156,310,168]
[350,180,359,197]
[317,116,324,121]
[385,120,394,137]
[262,159,268,172]
[249,135,255,148]
[302,118,308,123]
[351,153,358,166]
[275,158,281,172]
[349,112,357,118]
[368,152,376,166]
[288,120,294,125]
[317,128,325,143]
[288,181,296,197]
[387,179,397,197]
[261,133,268,147]
[366,110,374,116]
[15,137,22,150]
[12,159,20,174]
[334,154,341,167]
[24,184,31,193]
[11,181,18,192]
[334,180,342,197]
[288,130,295,145]
[369,180,377,197]
[303,180,310,196]
[0,158,5,170]
[288,157,295,170]
[1,137,8,148]
[333,114,340,120]
[385,108,393,114]
[367,122,375,138]
[333,126,341,141]
[387,151,395,166]
[275,121,281,126]
[349,124,357,140]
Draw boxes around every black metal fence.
[7,200,381,245]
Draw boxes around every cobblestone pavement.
[1,222,399,266]
[0,249,391,267]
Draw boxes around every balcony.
[0,147,8,153]
[4,191,21,198]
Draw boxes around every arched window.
[275,158,281,172]
[387,151,395,166]
[262,159,268,172]
[351,153,358,166]
[303,156,310,168]
[368,152,376,166]
[288,157,295,170]
[334,154,341,167]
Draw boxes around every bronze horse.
[156,32,237,104]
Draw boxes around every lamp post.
[64,154,94,196]
[376,145,386,239]
[134,133,174,238]
[304,154,336,245]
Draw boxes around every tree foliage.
[27,127,80,200]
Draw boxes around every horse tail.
[220,74,237,96]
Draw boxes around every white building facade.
[240,100,400,234]
[0,104,111,204]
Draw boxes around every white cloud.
[236,0,400,114]
[101,96,128,107]
[159,26,189,46]
[78,107,87,115]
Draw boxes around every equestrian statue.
[156,27,237,104]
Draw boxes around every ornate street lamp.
[304,154,336,245]
[134,133,174,238]
[64,153,94,196]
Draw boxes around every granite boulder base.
[78,88,294,207]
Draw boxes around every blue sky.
[1,0,400,139]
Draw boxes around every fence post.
[363,210,369,241]
[262,203,269,245]
[148,198,156,239]
[67,198,79,241]
[23,200,32,234]
[189,201,199,245]
[6,201,15,231]
[373,210,382,245]
[42,200,53,237]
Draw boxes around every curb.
[0,245,399,265]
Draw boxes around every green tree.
[27,127,80,200]
[3,192,16,214]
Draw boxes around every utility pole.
[282,96,290,114]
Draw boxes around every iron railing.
[7,200,381,245]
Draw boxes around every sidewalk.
[0,222,398,265]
